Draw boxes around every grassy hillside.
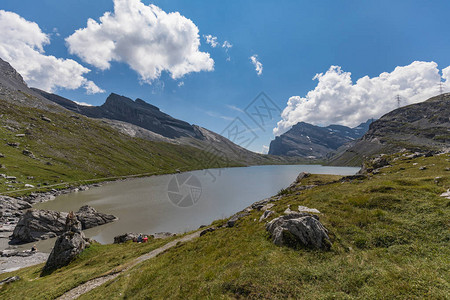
[1,152,448,299]
[0,98,238,196]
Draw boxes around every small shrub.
[277,187,291,196]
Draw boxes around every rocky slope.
[0,58,63,112]
[33,88,301,166]
[329,94,450,166]
[32,90,204,139]
[268,120,372,158]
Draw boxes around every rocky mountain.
[33,89,303,165]
[0,56,302,190]
[329,94,450,166]
[32,90,204,139]
[268,120,372,158]
[0,58,63,112]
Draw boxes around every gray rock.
[0,196,32,212]
[0,276,20,285]
[0,249,18,257]
[298,206,321,214]
[371,156,390,169]
[10,209,68,243]
[40,116,52,123]
[76,205,116,230]
[227,212,249,228]
[259,210,274,222]
[42,213,89,273]
[0,153,4,158]
[153,232,176,239]
[440,189,450,200]
[266,212,331,250]
[113,232,138,244]
[10,206,116,243]
[200,227,215,236]
[22,149,35,158]
[251,198,271,210]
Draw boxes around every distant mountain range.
[0,57,300,172]
[268,120,373,158]
[32,90,204,140]
[329,94,450,165]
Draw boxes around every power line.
[438,82,444,100]
[395,94,401,108]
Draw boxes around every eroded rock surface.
[266,212,331,250]
[42,212,90,273]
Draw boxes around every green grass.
[1,152,448,299]
[0,236,179,299]
[0,99,241,195]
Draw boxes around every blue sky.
[1,0,450,153]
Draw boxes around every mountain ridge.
[268,120,372,158]
[329,94,450,166]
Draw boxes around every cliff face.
[33,90,204,139]
[269,120,372,158]
[329,94,450,166]
[0,58,62,111]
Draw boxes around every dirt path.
[57,231,202,300]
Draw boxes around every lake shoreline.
[0,164,359,274]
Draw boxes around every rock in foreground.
[42,212,90,273]
[11,210,67,243]
[10,206,116,244]
[266,212,331,250]
[113,232,139,244]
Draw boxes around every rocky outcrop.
[269,120,372,158]
[113,233,138,244]
[76,205,116,229]
[266,212,331,250]
[10,210,67,243]
[0,58,63,111]
[226,212,250,228]
[10,206,116,244]
[33,90,205,140]
[0,196,32,228]
[113,231,175,243]
[329,94,450,166]
[0,276,20,285]
[42,212,90,273]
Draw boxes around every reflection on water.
[32,165,358,250]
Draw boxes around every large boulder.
[76,205,116,229]
[113,232,138,244]
[0,196,32,213]
[10,209,68,243]
[266,212,331,250]
[42,212,90,273]
[0,196,32,222]
[10,206,116,244]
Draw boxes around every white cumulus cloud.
[261,145,269,154]
[274,61,450,136]
[0,10,104,94]
[250,54,263,76]
[204,34,218,48]
[66,0,214,83]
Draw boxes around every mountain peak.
[0,57,27,89]
[269,120,373,157]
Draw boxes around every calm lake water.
[33,165,358,249]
